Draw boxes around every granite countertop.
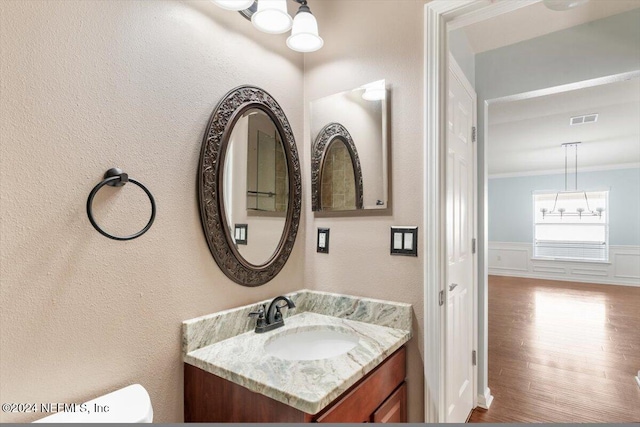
[182,290,412,415]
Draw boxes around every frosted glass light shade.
[212,0,255,11]
[286,10,323,53]
[543,0,589,11]
[251,0,292,34]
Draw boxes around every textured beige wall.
[0,0,304,422]
[303,0,426,422]
[1,0,427,423]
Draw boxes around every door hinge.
[472,350,477,366]
[439,290,445,306]
[472,238,476,254]
[472,126,477,143]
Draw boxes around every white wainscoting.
[488,242,640,287]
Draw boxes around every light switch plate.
[317,228,330,254]
[234,224,248,245]
[390,226,418,256]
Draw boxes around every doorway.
[476,71,640,422]
[424,0,640,422]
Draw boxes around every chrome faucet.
[248,296,296,333]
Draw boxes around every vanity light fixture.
[287,0,323,52]
[212,0,255,11]
[252,0,293,34]
[213,0,323,52]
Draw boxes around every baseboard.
[477,387,494,409]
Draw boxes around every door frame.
[423,0,542,422]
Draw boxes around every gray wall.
[489,168,640,245]
[476,9,640,101]
[475,8,640,401]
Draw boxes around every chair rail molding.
[488,241,640,287]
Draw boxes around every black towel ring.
[86,168,156,241]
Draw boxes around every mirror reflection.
[223,108,288,265]
[311,80,388,212]
[321,138,357,211]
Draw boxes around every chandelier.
[540,142,605,219]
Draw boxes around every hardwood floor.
[469,275,640,423]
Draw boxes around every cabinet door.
[371,382,406,423]
[314,347,406,423]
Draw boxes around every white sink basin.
[265,328,360,361]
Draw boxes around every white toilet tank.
[33,384,153,423]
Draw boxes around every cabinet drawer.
[315,347,406,423]
[372,382,407,423]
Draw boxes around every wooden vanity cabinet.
[184,346,407,423]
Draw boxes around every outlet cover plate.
[390,226,418,256]
[317,228,330,254]
[234,224,248,245]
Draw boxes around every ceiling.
[488,77,640,175]
[463,0,640,54]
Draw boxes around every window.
[533,191,609,262]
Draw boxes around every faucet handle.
[248,304,266,319]
[274,305,284,322]
[248,304,267,329]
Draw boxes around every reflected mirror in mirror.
[223,108,289,266]
[310,80,388,212]
[321,139,357,211]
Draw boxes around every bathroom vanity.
[182,290,412,423]
[188,86,409,422]
[184,346,406,423]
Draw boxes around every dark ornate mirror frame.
[198,86,301,287]
[311,122,364,211]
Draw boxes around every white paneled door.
[445,57,476,423]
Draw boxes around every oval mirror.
[223,108,289,264]
[198,86,301,286]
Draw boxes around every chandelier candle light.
[540,142,605,220]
